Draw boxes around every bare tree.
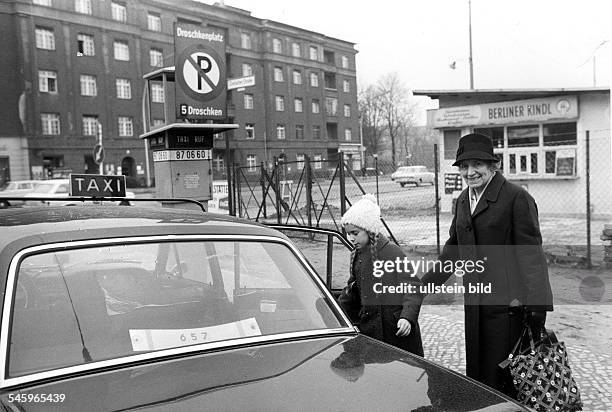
[377,73,410,167]
[358,85,387,155]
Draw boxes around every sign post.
[96,122,104,174]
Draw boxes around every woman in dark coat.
[338,194,424,356]
[422,133,553,397]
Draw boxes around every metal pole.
[434,144,441,255]
[260,162,267,219]
[225,133,233,215]
[374,154,379,204]
[339,152,346,217]
[305,155,312,228]
[468,0,474,89]
[97,122,103,174]
[586,130,592,269]
[141,83,151,186]
[274,160,281,224]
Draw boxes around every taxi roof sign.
[70,174,127,197]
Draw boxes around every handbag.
[500,326,583,411]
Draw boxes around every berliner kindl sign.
[174,24,227,120]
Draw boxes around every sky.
[201,0,611,123]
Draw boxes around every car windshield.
[1,182,18,191]
[8,240,343,378]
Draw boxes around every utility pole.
[468,0,474,89]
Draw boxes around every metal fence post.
[374,154,380,205]
[339,152,346,218]
[230,163,236,216]
[274,160,282,224]
[434,144,441,255]
[305,155,312,228]
[260,162,267,219]
[236,165,243,218]
[586,130,592,269]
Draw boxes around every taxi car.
[0,204,525,411]
[391,165,435,187]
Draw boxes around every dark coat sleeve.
[421,209,460,288]
[511,189,554,311]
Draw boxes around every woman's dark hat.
[452,133,498,166]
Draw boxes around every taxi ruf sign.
[70,174,127,197]
[174,23,227,121]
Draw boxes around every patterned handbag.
[500,326,583,411]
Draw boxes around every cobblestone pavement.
[420,306,612,411]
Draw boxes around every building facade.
[414,88,611,218]
[0,0,360,185]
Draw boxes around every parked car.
[0,204,526,411]
[0,180,40,208]
[23,179,135,206]
[391,165,435,187]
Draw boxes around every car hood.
[1,335,523,411]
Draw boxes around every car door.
[263,225,354,299]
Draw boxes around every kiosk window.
[474,127,504,148]
[508,125,539,147]
[443,129,461,160]
[543,122,576,146]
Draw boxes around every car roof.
[0,205,288,256]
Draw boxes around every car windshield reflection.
[9,240,343,378]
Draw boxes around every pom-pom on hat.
[341,194,384,235]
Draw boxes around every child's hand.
[396,318,412,336]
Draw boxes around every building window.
[118,116,133,137]
[296,154,305,170]
[147,12,161,32]
[313,154,322,169]
[151,82,164,103]
[35,27,55,50]
[313,126,321,139]
[33,0,52,5]
[41,113,60,135]
[294,98,303,113]
[82,115,98,136]
[116,78,131,99]
[323,50,335,65]
[77,34,95,56]
[213,155,224,172]
[114,40,129,61]
[152,119,164,129]
[80,74,97,96]
[309,46,318,60]
[242,63,253,76]
[272,38,282,53]
[275,96,285,112]
[276,124,285,139]
[345,128,352,141]
[343,79,350,93]
[292,70,302,85]
[247,155,257,172]
[111,1,127,23]
[149,48,163,67]
[344,104,351,117]
[273,67,284,82]
[312,99,320,114]
[310,72,319,87]
[74,0,92,14]
[324,72,336,89]
[508,125,539,147]
[38,70,57,93]
[543,122,577,146]
[295,125,304,139]
[244,94,254,110]
[292,42,301,57]
[240,33,251,49]
[341,55,349,69]
[245,123,255,139]
[325,97,338,116]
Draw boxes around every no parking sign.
[174,24,227,120]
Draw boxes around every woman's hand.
[396,318,412,337]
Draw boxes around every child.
[338,194,424,356]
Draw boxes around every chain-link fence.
[231,132,611,268]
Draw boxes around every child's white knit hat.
[341,194,384,234]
